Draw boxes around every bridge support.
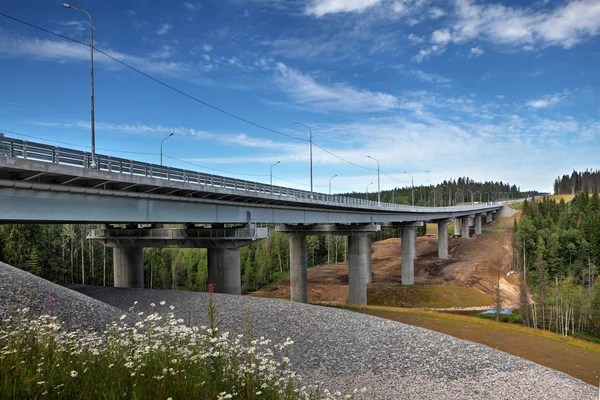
[367,239,373,284]
[436,219,451,259]
[289,234,308,303]
[486,212,493,224]
[347,234,371,305]
[276,224,379,305]
[475,214,483,235]
[401,227,417,285]
[461,216,471,239]
[454,218,461,237]
[113,247,144,288]
[207,248,241,295]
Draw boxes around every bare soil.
[255,216,521,308]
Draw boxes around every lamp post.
[270,161,280,191]
[329,174,337,195]
[456,188,463,205]
[63,3,96,168]
[442,184,450,206]
[427,180,436,207]
[404,171,414,206]
[294,121,313,196]
[160,132,174,167]
[366,182,373,201]
[367,156,380,205]
[468,190,474,204]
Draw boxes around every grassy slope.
[338,305,600,387]
[367,285,493,308]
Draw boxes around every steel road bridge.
[0,134,507,304]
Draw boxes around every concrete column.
[461,216,470,239]
[454,218,461,237]
[486,213,492,224]
[207,248,241,295]
[475,214,483,235]
[367,238,373,283]
[113,247,144,288]
[347,234,370,305]
[437,222,449,259]
[289,234,308,303]
[401,228,416,285]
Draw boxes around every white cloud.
[273,62,398,112]
[203,44,213,52]
[156,23,172,36]
[183,2,200,11]
[452,0,600,49]
[429,7,446,19]
[527,93,566,109]
[306,0,383,17]
[469,46,484,57]
[431,28,452,45]
[407,33,425,43]
[412,45,445,62]
[411,70,452,84]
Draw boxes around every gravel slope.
[1,261,595,399]
[71,285,597,400]
[0,262,128,331]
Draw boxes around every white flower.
[160,301,166,306]
[70,370,78,378]
[37,381,46,385]
[120,315,126,320]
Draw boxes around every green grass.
[0,301,361,400]
[367,285,493,308]
[484,228,507,233]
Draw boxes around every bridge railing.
[0,134,505,213]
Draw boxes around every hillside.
[254,213,520,309]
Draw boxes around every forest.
[515,194,600,338]
[554,170,600,195]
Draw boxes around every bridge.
[0,133,505,304]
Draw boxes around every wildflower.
[160,301,166,306]
[70,370,78,378]
[37,381,46,385]
[120,315,126,320]
[151,303,156,307]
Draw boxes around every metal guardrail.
[88,227,269,241]
[0,134,508,213]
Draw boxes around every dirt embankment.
[255,214,521,308]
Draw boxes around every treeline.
[0,224,405,293]
[554,170,600,195]
[345,177,539,206]
[515,194,600,338]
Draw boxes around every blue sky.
[1,0,599,194]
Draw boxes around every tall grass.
[0,295,365,399]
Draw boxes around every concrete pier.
[401,227,416,285]
[475,214,483,235]
[113,247,144,288]
[347,234,370,305]
[207,248,241,295]
[367,239,373,283]
[486,212,493,224]
[454,218,461,237]
[461,216,470,239]
[289,234,308,303]
[437,221,449,259]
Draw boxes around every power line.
[0,128,158,155]
[0,12,379,174]
[161,154,268,177]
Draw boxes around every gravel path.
[1,262,595,399]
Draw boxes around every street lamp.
[63,3,96,168]
[404,171,414,206]
[428,180,436,207]
[366,182,373,201]
[329,174,337,195]
[468,190,474,204]
[294,121,313,195]
[160,132,174,167]
[442,184,450,206]
[270,161,280,189]
[367,155,380,205]
[456,188,463,205]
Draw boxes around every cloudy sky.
[1,0,599,194]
